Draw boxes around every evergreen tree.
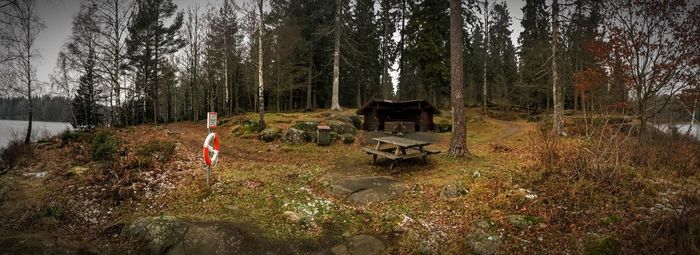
[126,0,185,124]
[73,62,103,127]
[403,0,449,106]
[487,2,517,105]
[518,0,550,111]
[349,0,382,107]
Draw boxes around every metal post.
[206,127,211,187]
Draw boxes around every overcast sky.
[32,0,525,89]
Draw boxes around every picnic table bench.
[362,136,440,171]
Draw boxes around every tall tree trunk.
[482,0,489,111]
[306,47,313,110]
[551,0,564,135]
[235,65,239,113]
[448,0,470,157]
[257,0,266,130]
[356,81,362,108]
[331,0,342,111]
[381,0,390,99]
[397,0,406,100]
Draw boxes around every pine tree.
[518,0,550,111]
[126,0,185,124]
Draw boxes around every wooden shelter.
[356,99,440,132]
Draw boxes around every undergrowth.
[530,116,700,254]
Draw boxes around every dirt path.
[489,118,525,141]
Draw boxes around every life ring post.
[203,112,219,187]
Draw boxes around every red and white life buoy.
[202,132,220,166]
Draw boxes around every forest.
[0,0,697,135]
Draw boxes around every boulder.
[282,128,305,144]
[328,120,357,135]
[347,235,385,255]
[464,219,502,255]
[291,121,319,142]
[330,244,349,255]
[340,134,355,144]
[232,120,259,136]
[291,121,319,133]
[346,183,405,205]
[126,216,189,255]
[440,184,468,199]
[281,211,302,224]
[0,235,97,254]
[259,128,281,142]
[126,216,278,255]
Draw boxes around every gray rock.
[340,134,355,144]
[328,120,357,135]
[292,121,319,133]
[330,244,349,255]
[126,216,276,255]
[282,211,302,223]
[126,216,188,255]
[259,128,281,142]
[464,219,502,255]
[329,176,399,194]
[0,235,97,254]
[232,120,259,136]
[282,128,305,144]
[327,176,405,205]
[506,215,542,228]
[346,183,405,205]
[347,235,385,255]
[440,184,468,199]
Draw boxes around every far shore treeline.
[0,96,73,123]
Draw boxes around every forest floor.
[0,108,698,254]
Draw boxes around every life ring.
[202,132,220,166]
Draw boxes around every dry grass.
[0,109,697,254]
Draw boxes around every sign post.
[204,112,218,187]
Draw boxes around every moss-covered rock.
[259,128,281,142]
[328,120,357,135]
[282,128,305,144]
[340,134,355,144]
[291,121,318,133]
[232,120,259,136]
[291,121,319,142]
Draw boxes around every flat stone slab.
[126,216,285,255]
[326,176,405,205]
[346,183,405,205]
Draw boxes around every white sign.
[207,112,217,129]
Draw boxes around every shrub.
[134,140,176,167]
[0,139,34,169]
[60,129,81,143]
[91,131,119,161]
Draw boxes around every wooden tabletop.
[373,136,431,148]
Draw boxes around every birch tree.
[551,0,564,135]
[2,0,44,143]
[330,0,342,110]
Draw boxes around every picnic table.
[362,136,440,171]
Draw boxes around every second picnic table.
[362,136,440,171]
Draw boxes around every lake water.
[655,123,700,140]
[0,119,73,148]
